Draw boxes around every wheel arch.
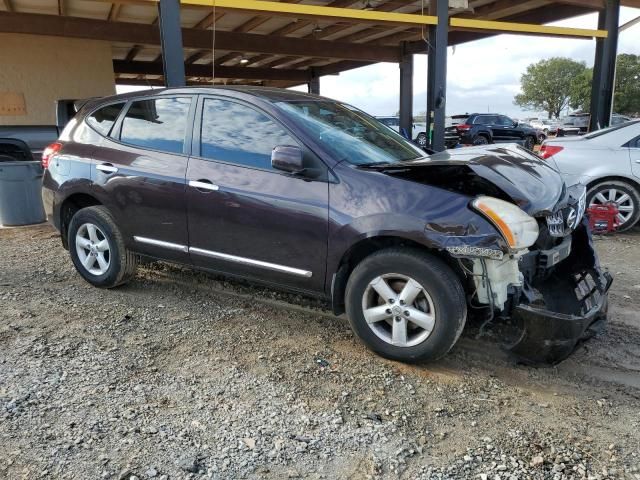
[329,235,465,316]
[475,131,491,142]
[59,193,103,249]
[586,175,640,194]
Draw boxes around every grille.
[545,189,587,237]
[546,210,565,237]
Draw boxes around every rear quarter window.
[86,102,125,136]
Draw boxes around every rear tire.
[587,180,640,232]
[416,133,428,148]
[68,206,138,288]
[345,248,467,363]
[472,135,489,145]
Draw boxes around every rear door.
[474,115,500,140]
[91,95,194,262]
[186,95,329,293]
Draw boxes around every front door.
[186,96,329,293]
[495,115,520,141]
[92,95,194,262]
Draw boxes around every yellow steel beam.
[187,0,439,26]
[95,0,608,39]
[450,17,608,38]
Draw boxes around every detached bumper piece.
[508,221,613,365]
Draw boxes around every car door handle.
[96,163,118,174]
[188,179,219,192]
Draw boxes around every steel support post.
[426,0,448,151]
[157,0,186,87]
[589,0,620,131]
[399,42,414,140]
[308,68,320,95]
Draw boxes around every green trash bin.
[0,159,46,226]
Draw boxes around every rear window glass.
[474,115,496,125]
[86,103,125,136]
[584,119,640,139]
[120,97,191,154]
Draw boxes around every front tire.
[68,206,138,288]
[345,248,467,363]
[523,135,536,151]
[587,180,640,232]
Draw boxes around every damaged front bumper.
[509,269,612,365]
[508,219,612,365]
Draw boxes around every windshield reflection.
[275,100,424,165]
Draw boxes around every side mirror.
[271,145,304,174]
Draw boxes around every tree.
[613,53,640,115]
[569,68,593,112]
[514,57,587,118]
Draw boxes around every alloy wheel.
[524,136,535,150]
[361,273,436,347]
[75,223,111,276]
[589,188,635,225]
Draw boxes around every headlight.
[472,196,539,250]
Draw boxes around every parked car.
[611,114,632,126]
[518,122,547,144]
[540,119,640,232]
[0,100,82,163]
[376,116,428,148]
[444,114,469,148]
[42,87,611,365]
[561,114,589,135]
[529,118,562,135]
[445,113,539,150]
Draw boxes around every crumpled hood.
[381,144,565,216]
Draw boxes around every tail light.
[539,144,563,159]
[42,142,62,168]
[456,124,472,132]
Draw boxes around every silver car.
[540,120,640,231]
[376,116,428,147]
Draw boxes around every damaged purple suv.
[41,87,612,365]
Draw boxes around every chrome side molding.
[133,236,189,253]
[132,236,312,278]
[189,247,312,278]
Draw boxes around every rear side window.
[120,97,191,154]
[199,98,297,170]
[86,102,125,136]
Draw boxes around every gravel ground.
[1,223,639,480]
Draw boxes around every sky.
[292,6,640,119]
[118,7,640,120]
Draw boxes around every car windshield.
[274,100,424,165]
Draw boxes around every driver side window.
[497,116,514,126]
[200,98,298,171]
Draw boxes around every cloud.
[316,7,640,119]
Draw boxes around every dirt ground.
[1,223,639,480]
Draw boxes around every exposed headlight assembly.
[472,196,539,250]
